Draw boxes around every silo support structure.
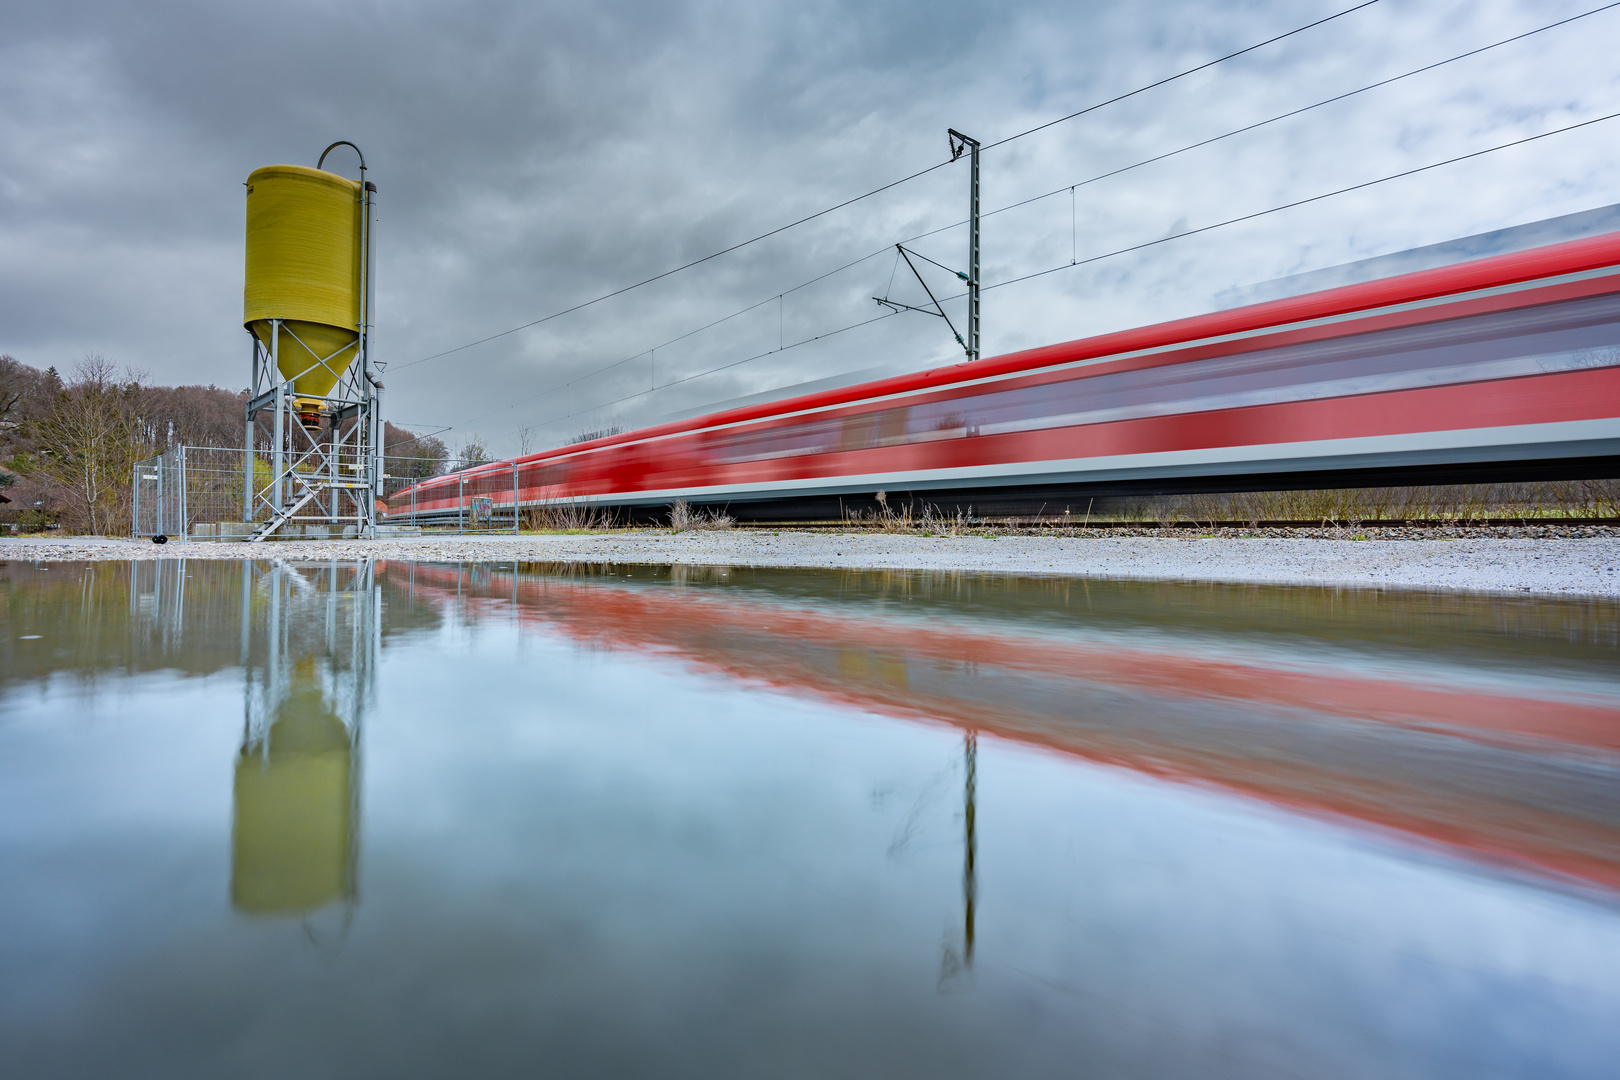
[239,150,382,541]
[245,326,381,540]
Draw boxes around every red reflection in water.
[387,563,1620,894]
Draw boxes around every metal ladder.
[250,479,371,542]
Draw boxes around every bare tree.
[383,422,448,479]
[516,424,536,456]
[0,354,61,459]
[30,356,152,534]
[454,436,492,472]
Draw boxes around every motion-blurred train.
[388,229,1620,522]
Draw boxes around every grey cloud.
[2,0,1617,454]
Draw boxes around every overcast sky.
[3,0,1619,457]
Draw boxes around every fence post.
[177,446,188,542]
[458,473,464,534]
[132,464,140,538]
[512,462,519,535]
[244,403,254,524]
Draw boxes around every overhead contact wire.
[978,0,1382,152]
[979,107,1620,295]
[398,0,1383,371]
[483,0,1616,432]
[960,0,1620,238]
[517,309,906,436]
[429,1,1620,448]
[519,105,1620,448]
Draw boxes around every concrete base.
[191,522,257,541]
[192,522,362,542]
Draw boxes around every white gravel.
[4,530,1619,596]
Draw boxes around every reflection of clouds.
[4,558,1619,1076]
[881,754,958,861]
[390,561,1620,895]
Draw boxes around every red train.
[390,230,1620,522]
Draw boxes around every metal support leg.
[329,423,339,523]
[271,322,284,516]
[245,335,257,523]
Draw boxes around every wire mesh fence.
[133,447,524,540]
[132,449,183,539]
[377,457,522,534]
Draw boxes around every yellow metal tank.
[243,164,363,402]
[231,677,356,915]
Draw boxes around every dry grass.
[826,480,1619,534]
[668,498,734,533]
[520,500,619,531]
[842,494,978,536]
[1139,480,1620,526]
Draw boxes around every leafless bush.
[917,503,963,535]
[874,492,916,533]
[1581,478,1620,517]
[667,498,733,532]
[1147,498,1181,530]
[927,504,972,536]
[522,499,616,531]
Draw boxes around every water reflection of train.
[389,562,1620,896]
[388,232,1620,522]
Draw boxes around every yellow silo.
[243,164,364,421]
[231,675,356,915]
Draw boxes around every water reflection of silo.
[231,561,375,920]
[232,661,357,913]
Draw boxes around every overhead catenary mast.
[873,128,982,362]
[948,128,981,362]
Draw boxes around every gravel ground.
[4,528,1620,596]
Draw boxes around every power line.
[906,0,1620,249]
[978,0,1381,152]
[395,0,1382,372]
[504,105,1620,452]
[393,172,948,372]
[436,0,1615,441]
[441,250,896,431]
[977,106,1620,296]
[518,309,905,437]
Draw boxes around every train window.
[705,290,1620,465]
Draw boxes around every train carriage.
[390,230,1620,523]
